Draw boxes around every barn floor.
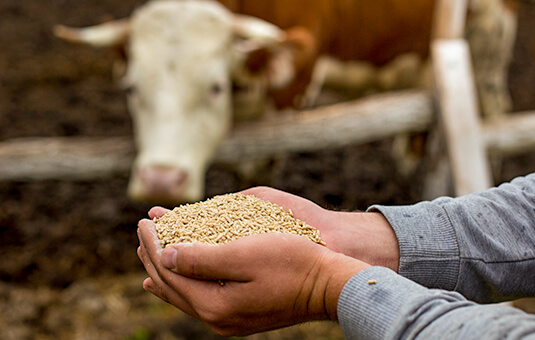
[1,1,534,339]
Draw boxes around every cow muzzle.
[131,165,190,204]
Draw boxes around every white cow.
[55,0,293,203]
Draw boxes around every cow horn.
[232,14,286,44]
[53,19,130,47]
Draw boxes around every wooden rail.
[1,88,534,182]
[0,90,432,181]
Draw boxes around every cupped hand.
[240,187,400,271]
[137,209,369,337]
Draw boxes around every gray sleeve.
[337,266,535,340]
[368,172,535,303]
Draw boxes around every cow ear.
[237,26,317,90]
[271,26,317,89]
[238,45,293,89]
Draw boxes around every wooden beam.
[483,111,535,155]
[215,90,434,161]
[0,137,134,181]
[0,90,433,181]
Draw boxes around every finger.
[168,234,292,281]
[137,230,163,283]
[138,220,183,285]
[141,248,233,326]
[142,277,168,302]
[138,235,200,317]
[138,224,226,300]
[142,277,199,318]
[148,206,170,220]
[165,241,254,281]
[137,229,170,295]
[138,218,164,256]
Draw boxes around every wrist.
[320,252,371,320]
[364,212,400,271]
[324,211,399,272]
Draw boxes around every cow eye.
[210,83,224,97]
[124,85,137,96]
[125,86,136,95]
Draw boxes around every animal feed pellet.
[154,193,326,247]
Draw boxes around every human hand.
[137,207,369,337]
[240,187,400,271]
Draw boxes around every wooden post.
[431,0,493,196]
[432,39,492,195]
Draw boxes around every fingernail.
[144,287,153,295]
[161,247,178,271]
[143,278,154,294]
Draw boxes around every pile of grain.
[154,193,325,247]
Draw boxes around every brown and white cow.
[54,0,515,203]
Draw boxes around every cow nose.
[139,166,188,200]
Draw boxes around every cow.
[54,0,515,203]
[55,0,298,203]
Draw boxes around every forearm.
[338,267,535,340]
[370,173,535,302]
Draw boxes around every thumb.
[160,239,256,281]
[161,243,184,271]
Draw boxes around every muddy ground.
[0,1,534,339]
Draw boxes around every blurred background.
[0,0,534,339]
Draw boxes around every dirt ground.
[0,1,534,339]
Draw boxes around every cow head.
[54,0,304,203]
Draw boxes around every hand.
[137,207,369,337]
[240,187,400,271]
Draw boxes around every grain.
[154,193,326,247]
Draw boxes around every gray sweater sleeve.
[336,173,535,339]
[337,267,535,340]
[369,172,535,302]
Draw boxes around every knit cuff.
[368,202,460,291]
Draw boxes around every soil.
[0,1,534,339]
